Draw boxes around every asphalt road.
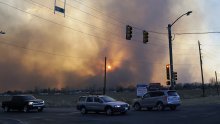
[0,104,220,124]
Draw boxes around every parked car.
[133,90,181,111]
[2,95,45,112]
[76,95,130,115]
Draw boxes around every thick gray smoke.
[0,0,205,92]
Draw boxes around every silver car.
[133,90,181,111]
[76,95,130,115]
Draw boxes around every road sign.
[54,0,66,17]
[136,84,148,97]
[55,6,65,13]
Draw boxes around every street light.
[168,11,192,90]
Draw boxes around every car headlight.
[114,105,121,108]
[42,101,45,104]
[28,102,33,105]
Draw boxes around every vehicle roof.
[148,90,177,92]
[13,94,33,97]
[80,95,109,97]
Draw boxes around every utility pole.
[103,57,107,95]
[215,71,219,96]
[198,41,205,97]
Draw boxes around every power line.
[54,0,220,37]
[0,40,93,60]
[56,0,124,29]
[72,0,128,26]
[0,39,200,66]
[57,0,169,35]
[72,0,168,32]
[203,50,220,60]
[175,32,220,35]
[4,1,204,54]
[0,40,163,65]
[25,0,173,48]
[25,0,220,46]
[1,1,213,54]
[25,0,122,38]
[1,1,178,51]
[0,1,137,49]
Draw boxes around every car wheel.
[170,106,176,111]
[23,106,29,113]
[80,107,87,115]
[157,102,164,111]
[134,103,141,111]
[38,108,43,112]
[3,107,10,112]
[121,111,127,115]
[147,107,153,111]
[106,107,113,116]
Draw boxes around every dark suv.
[76,95,130,115]
[2,95,45,112]
[133,90,181,111]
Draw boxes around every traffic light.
[173,72,177,80]
[143,30,148,44]
[166,64,170,80]
[126,25,132,40]
[166,81,170,85]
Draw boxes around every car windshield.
[79,97,86,102]
[100,96,116,102]
[167,91,178,96]
[23,95,36,100]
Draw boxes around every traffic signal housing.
[173,72,177,80]
[143,30,148,44]
[126,25,132,40]
[166,64,170,80]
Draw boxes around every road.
[0,104,220,124]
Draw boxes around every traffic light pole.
[215,71,219,96]
[103,57,107,95]
[168,24,175,90]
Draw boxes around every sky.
[0,0,220,92]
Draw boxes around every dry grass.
[182,96,220,106]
